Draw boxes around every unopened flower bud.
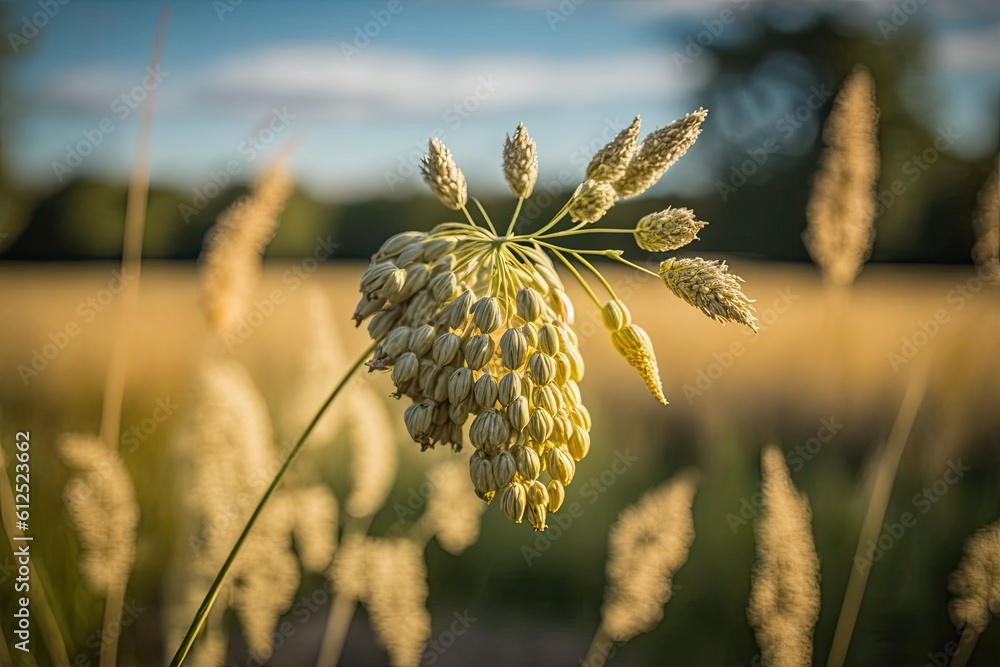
[448,367,474,403]
[516,287,545,322]
[474,373,499,409]
[528,351,557,386]
[500,327,528,371]
[471,296,504,333]
[432,332,462,366]
[547,480,566,513]
[498,371,522,407]
[501,483,527,523]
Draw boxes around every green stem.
[533,227,635,240]
[168,343,377,667]
[566,251,619,299]
[505,197,524,236]
[531,196,575,237]
[539,243,603,308]
[471,197,498,236]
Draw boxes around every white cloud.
[31,45,706,121]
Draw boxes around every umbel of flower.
[353,114,756,531]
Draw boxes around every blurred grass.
[1,261,999,665]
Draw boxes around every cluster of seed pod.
[354,228,592,531]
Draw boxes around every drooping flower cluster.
[353,111,757,530]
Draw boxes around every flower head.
[354,115,754,530]
[659,257,758,331]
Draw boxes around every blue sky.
[5,0,999,202]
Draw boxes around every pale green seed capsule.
[396,263,430,301]
[429,271,459,302]
[547,480,566,513]
[568,424,591,460]
[500,327,528,371]
[516,287,545,322]
[497,371,522,407]
[418,364,445,398]
[448,367,474,403]
[391,352,419,384]
[367,308,399,340]
[520,373,535,399]
[433,402,450,426]
[501,483,527,523]
[528,351,557,386]
[449,400,470,425]
[380,267,407,302]
[470,453,493,496]
[430,254,456,278]
[432,332,462,366]
[527,407,554,443]
[546,448,575,485]
[432,372,450,403]
[513,444,541,481]
[471,296,504,334]
[360,261,397,294]
[380,326,412,358]
[403,401,434,441]
[464,334,495,370]
[537,323,561,356]
[353,293,386,324]
[421,236,457,262]
[474,373,499,409]
[436,288,475,330]
[601,299,631,331]
[506,396,530,432]
[469,409,509,452]
[493,451,517,487]
[409,324,436,356]
[396,243,425,267]
[374,231,425,262]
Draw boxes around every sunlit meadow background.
[2,0,1000,665]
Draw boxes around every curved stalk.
[169,343,376,667]
[505,197,524,236]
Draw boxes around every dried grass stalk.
[748,446,821,667]
[200,164,293,333]
[949,519,1000,634]
[972,160,999,284]
[60,433,139,594]
[424,461,486,555]
[600,470,697,641]
[803,66,880,286]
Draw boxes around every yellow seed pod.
[568,424,591,460]
[554,352,571,385]
[563,344,585,382]
[531,386,559,415]
[537,323,561,356]
[562,380,582,406]
[611,323,666,404]
[512,445,541,481]
[526,502,547,531]
[403,401,434,441]
[515,287,545,322]
[432,332,462,366]
[499,327,528,370]
[601,299,632,331]
[547,480,565,513]
[528,351,557,386]
[448,367,474,403]
[546,447,575,485]
[506,395,530,432]
[520,321,539,348]
[571,405,592,431]
[474,373,499,409]
[527,479,549,508]
[471,296,504,333]
[527,407,554,443]
[501,483,527,523]
[492,450,517,487]
[497,371,522,407]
